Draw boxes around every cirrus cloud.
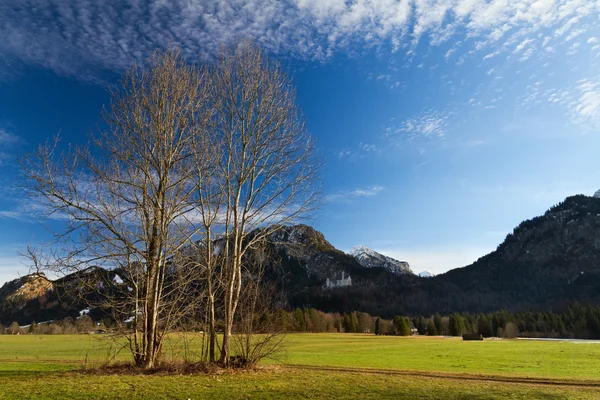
[1,0,599,80]
[326,185,385,202]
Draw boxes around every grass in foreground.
[1,333,600,399]
[277,334,600,380]
[1,367,599,399]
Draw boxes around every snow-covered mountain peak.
[418,271,435,278]
[349,246,413,275]
[350,245,379,258]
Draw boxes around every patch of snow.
[113,274,123,284]
[213,243,222,256]
[418,271,435,278]
[349,246,412,275]
[79,308,90,317]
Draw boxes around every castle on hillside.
[325,271,352,289]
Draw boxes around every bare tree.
[232,242,287,368]
[20,42,322,370]
[189,126,225,363]
[209,42,322,366]
[21,50,212,369]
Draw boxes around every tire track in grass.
[286,364,600,389]
[6,358,600,390]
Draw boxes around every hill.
[3,194,600,323]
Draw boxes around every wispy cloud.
[0,127,21,166]
[0,200,68,223]
[0,128,19,145]
[326,185,384,202]
[568,78,600,130]
[336,148,354,159]
[1,1,599,80]
[533,77,600,131]
[336,142,382,161]
[359,142,381,153]
[393,109,450,140]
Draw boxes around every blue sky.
[2,0,600,283]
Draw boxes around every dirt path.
[286,364,600,389]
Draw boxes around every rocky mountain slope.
[4,194,600,323]
[349,246,412,275]
[436,194,600,312]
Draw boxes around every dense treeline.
[5,302,600,339]
[278,302,600,339]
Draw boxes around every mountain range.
[3,193,600,324]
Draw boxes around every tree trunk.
[209,293,216,362]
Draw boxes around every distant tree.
[357,312,372,333]
[556,316,567,338]
[374,317,381,336]
[335,316,343,333]
[76,315,94,333]
[28,321,37,334]
[342,313,351,333]
[417,316,427,335]
[503,322,519,339]
[463,313,475,334]
[294,309,305,331]
[492,314,500,337]
[449,314,465,336]
[303,309,313,332]
[275,309,289,331]
[427,319,438,336]
[394,316,410,336]
[586,306,600,339]
[8,321,20,335]
[350,313,359,333]
[477,314,493,337]
[50,323,63,335]
[433,313,442,334]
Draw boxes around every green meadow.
[1,333,600,399]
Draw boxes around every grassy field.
[1,333,600,399]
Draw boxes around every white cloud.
[395,109,450,139]
[568,78,600,130]
[0,200,70,223]
[513,38,535,54]
[359,142,381,153]
[349,185,384,196]
[326,185,384,202]
[535,77,600,131]
[483,50,500,60]
[336,148,354,159]
[1,0,599,79]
